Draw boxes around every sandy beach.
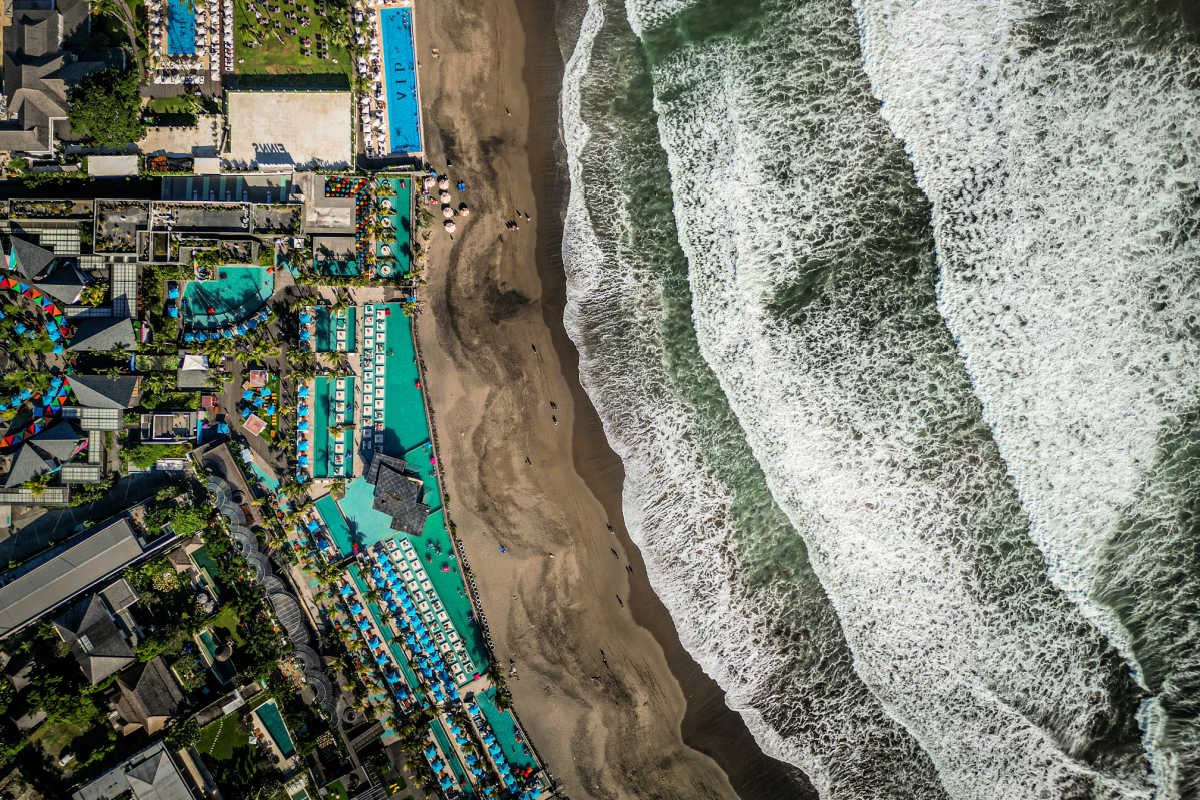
[411,0,812,797]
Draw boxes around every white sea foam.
[851,2,1200,790]
[622,0,1153,796]
[559,1,948,796]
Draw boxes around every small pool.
[254,699,296,759]
[182,266,273,330]
[247,458,281,492]
[315,306,356,352]
[166,0,197,55]
[380,7,422,154]
[197,629,237,686]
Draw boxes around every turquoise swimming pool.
[166,0,197,55]
[376,178,413,276]
[312,377,354,479]
[316,307,357,352]
[253,699,296,759]
[379,8,422,154]
[182,267,273,330]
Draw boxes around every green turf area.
[197,713,248,760]
[30,718,86,759]
[325,780,349,800]
[147,95,198,115]
[233,0,351,77]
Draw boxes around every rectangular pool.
[315,306,357,352]
[253,699,296,759]
[166,0,197,55]
[313,377,354,479]
[379,7,422,154]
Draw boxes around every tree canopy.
[67,68,145,147]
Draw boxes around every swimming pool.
[166,0,197,55]
[182,266,273,330]
[376,178,413,276]
[313,377,354,479]
[253,699,296,759]
[379,8,422,154]
[315,307,357,352]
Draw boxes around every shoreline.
[515,2,812,796]
[412,0,810,796]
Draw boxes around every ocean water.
[560,0,1200,798]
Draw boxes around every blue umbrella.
[298,421,308,432]
[168,307,179,318]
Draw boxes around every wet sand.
[411,0,813,797]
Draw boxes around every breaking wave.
[558,0,1200,796]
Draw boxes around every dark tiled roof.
[68,317,137,352]
[52,594,135,684]
[6,235,55,280]
[71,742,196,800]
[115,656,182,731]
[67,374,141,409]
[365,453,430,536]
[3,442,52,488]
[30,418,84,461]
[34,261,89,305]
[2,3,113,154]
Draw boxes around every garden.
[233,0,352,77]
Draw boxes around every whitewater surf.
[558,0,1200,797]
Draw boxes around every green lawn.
[197,713,248,760]
[233,0,351,77]
[147,96,198,114]
[30,718,85,759]
[207,604,243,645]
[325,780,349,800]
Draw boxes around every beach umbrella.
[439,191,451,204]
[441,206,454,219]
[459,205,470,216]
[444,221,456,233]
[52,344,63,354]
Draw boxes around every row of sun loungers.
[360,304,389,451]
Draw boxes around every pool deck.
[361,0,424,158]
[301,295,553,798]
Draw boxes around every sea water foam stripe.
[850,2,1200,794]
[560,0,949,796]
[624,0,1152,796]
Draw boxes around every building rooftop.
[68,316,137,352]
[365,452,430,536]
[115,656,183,734]
[0,517,145,638]
[34,260,89,305]
[71,741,196,800]
[67,374,141,409]
[29,418,85,461]
[52,593,135,684]
[226,90,352,170]
[1,1,116,155]
[5,235,56,280]
[2,442,52,488]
